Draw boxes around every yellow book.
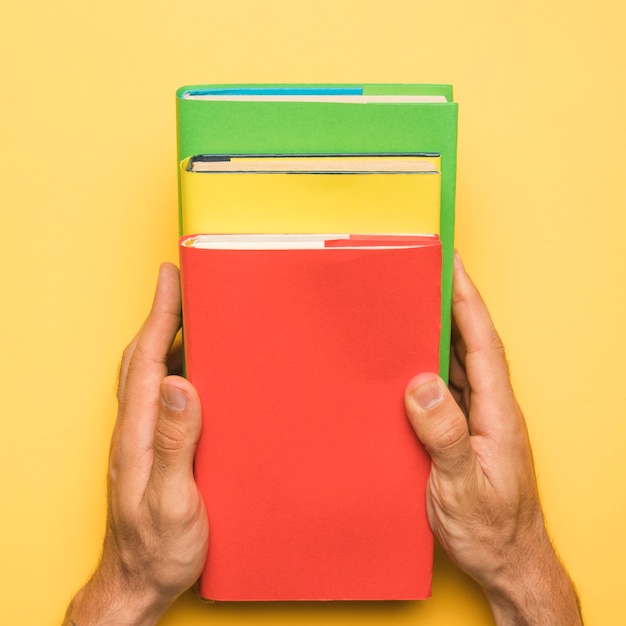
[180,154,441,236]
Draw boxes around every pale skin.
[64,255,583,625]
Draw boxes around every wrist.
[64,557,173,626]
[482,522,582,625]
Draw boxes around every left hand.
[64,263,208,625]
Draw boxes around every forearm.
[484,530,583,626]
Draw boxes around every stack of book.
[175,84,458,601]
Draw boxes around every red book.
[179,234,441,601]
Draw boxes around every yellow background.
[1,1,624,624]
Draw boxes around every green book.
[176,83,457,380]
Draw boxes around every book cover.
[180,153,441,238]
[175,84,457,379]
[179,234,442,601]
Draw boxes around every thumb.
[152,376,202,485]
[405,373,474,478]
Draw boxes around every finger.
[452,253,510,389]
[405,373,476,480]
[117,264,181,403]
[112,263,182,481]
[451,253,519,435]
[150,376,202,493]
[116,331,140,405]
[166,329,184,376]
[448,339,470,416]
[450,313,467,372]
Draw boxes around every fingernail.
[411,378,443,410]
[161,383,187,411]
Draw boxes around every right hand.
[404,253,582,625]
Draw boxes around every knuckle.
[154,417,187,454]
[428,414,467,454]
[488,327,505,353]
[121,342,134,364]
[116,343,135,402]
[145,482,199,527]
